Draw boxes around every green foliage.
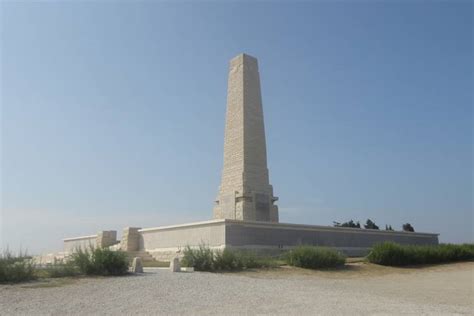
[213,248,244,271]
[364,219,379,230]
[0,247,129,282]
[181,245,277,271]
[402,223,415,232]
[367,242,474,266]
[142,260,170,268]
[333,220,361,228]
[42,262,79,278]
[70,247,129,276]
[284,245,346,269]
[181,245,214,271]
[0,250,36,283]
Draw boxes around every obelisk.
[213,54,278,222]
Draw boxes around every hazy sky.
[1,1,472,254]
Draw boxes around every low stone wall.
[138,220,226,261]
[63,235,97,253]
[225,220,439,257]
[138,219,439,259]
[63,230,118,253]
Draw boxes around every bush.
[0,250,36,283]
[367,242,474,266]
[364,219,379,230]
[70,247,129,276]
[181,245,215,271]
[284,246,346,269]
[333,220,361,228]
[42,262,79,278]
[402,223,415,232]
[181,245,277,272]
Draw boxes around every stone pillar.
[170,257,181,272]
[120,227,141,251]
[131,257,143,273]
[96,231,117,248]
[213,53,278,222]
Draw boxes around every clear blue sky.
[1,1,472,254]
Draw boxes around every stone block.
[131,257,143,273]
[96,231,117,248]
[121,227,142,251]
[170,257,181,272]
[180,267,194,272]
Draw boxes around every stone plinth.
[137,219,439,260]
[96,230,117,248]
[170,257,181,272]
[131,257,143,273]
[121,227,142,251]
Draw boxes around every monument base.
[135,219,439,260]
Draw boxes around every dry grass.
[238,260,474,280]
[142,261,169,268]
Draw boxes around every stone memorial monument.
[61,53,439,262]
[213,54,278,223]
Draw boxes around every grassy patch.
[367,242,474,266]
[284,246,346,269]
[0,250,36,284]
[181,245,278,272]
[71,247,129,276]
[142,260,170,268]
[1,247,130,283]
[39,262,80,278]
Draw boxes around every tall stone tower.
[213,54,279,222]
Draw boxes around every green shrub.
[70,247,129,276]
[364,219,379,230]
[0,250,36,283]
[367,242,474,266]
[213,248,243,271]
[333,220,361,228]
[284,246,346,269]
[182,245,278,271]
[181,245,214,271]
[402,223,415,232]
[233,251,278,269]
[42,262,79,278]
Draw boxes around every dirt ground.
[1,261,473,315]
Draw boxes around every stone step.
[126,251,156,262]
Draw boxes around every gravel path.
[1,262,472,315]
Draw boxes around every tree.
[402,223,415,232]
[385,225,394,231]
[334,220,361,228]
[364,219,379,230]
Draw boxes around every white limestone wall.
[224,220,439,257]
[138,220,226,261]
[63,235,97,253]
[135,219,439,260]
[63,230,117,253]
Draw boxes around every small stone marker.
[131,257,143,273]
[170,256,180,272]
